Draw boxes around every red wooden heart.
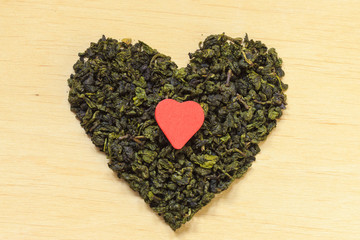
[155,99,205,149]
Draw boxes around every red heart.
[155,99,205,149]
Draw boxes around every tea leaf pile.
[68,34,287,230]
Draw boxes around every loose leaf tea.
[68,34,288,230]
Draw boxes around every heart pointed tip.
[172,143,185,150]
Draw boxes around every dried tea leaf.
[68,33,287,230]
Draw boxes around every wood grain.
[1,0,360,239]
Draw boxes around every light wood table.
[1,1,359,239]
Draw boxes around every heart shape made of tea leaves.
[68,34,288,230]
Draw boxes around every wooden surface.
[1,0,360,239]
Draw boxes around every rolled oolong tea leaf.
[68,34,287,230]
